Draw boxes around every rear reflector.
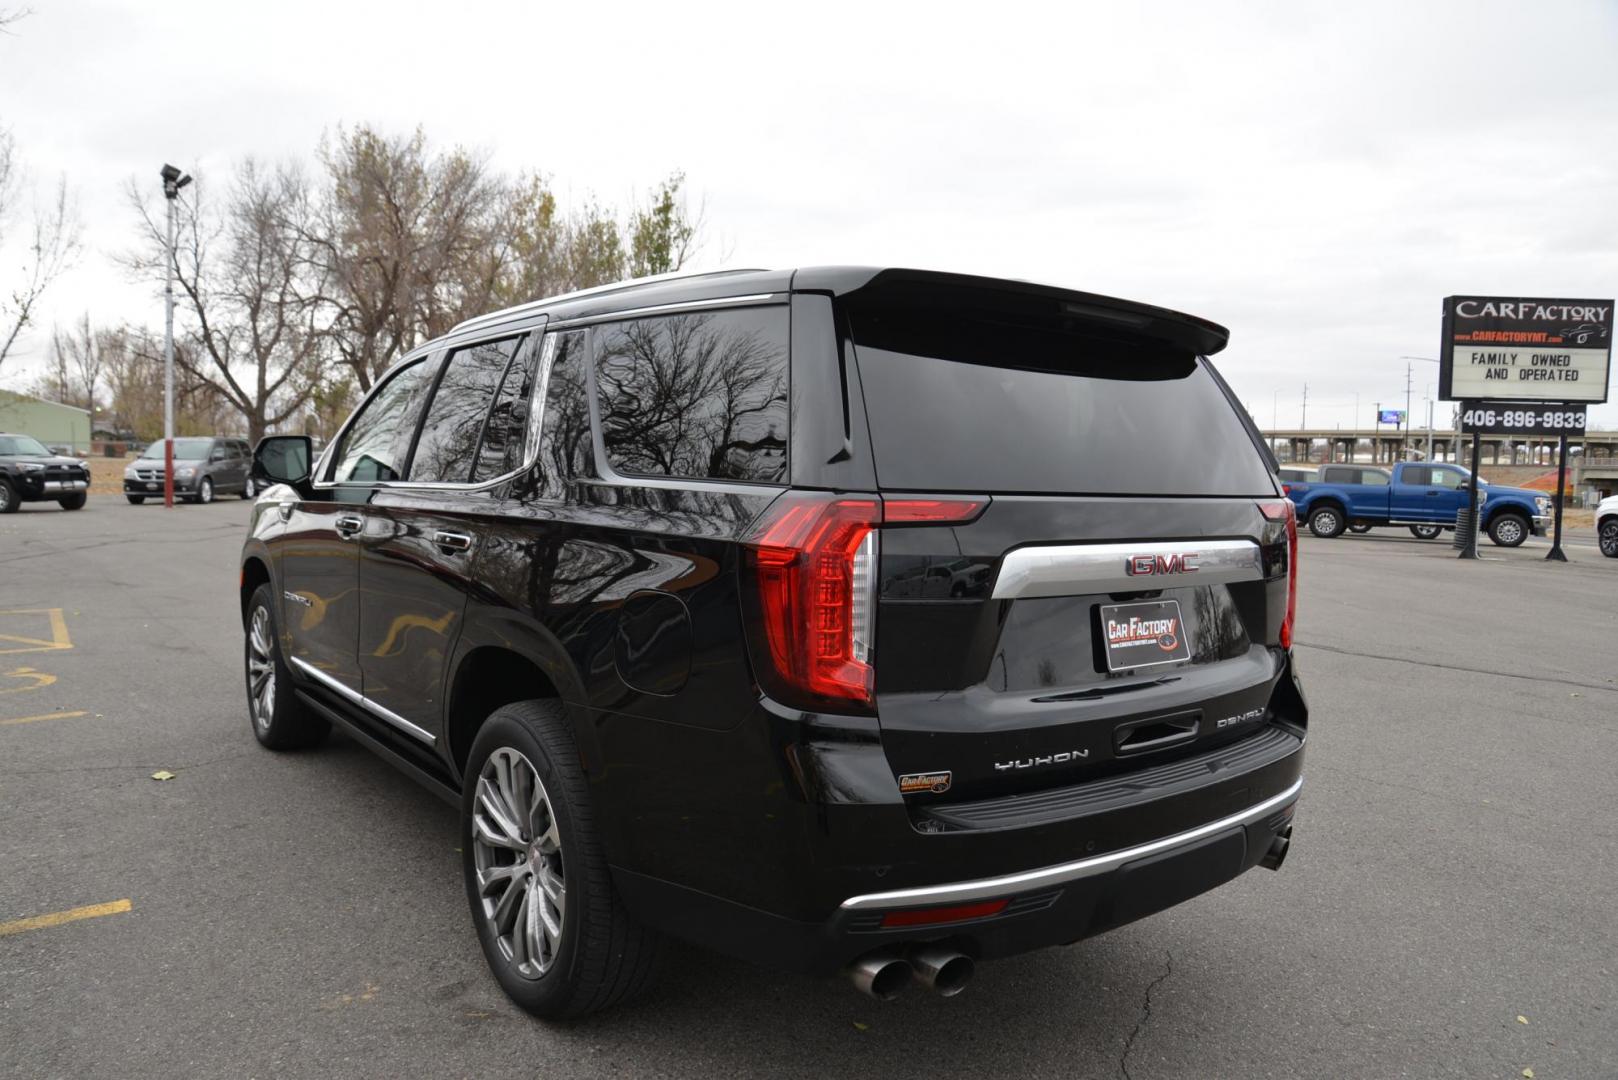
[880,899,1009,928]
[882,498,987,525]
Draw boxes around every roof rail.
[448,267,772,335]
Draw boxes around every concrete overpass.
[1260,427,1618,467]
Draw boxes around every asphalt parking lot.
[2,498,1615,1079]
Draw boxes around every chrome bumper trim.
[839,777,1304,911]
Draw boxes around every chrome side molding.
[288,655,437,746]
[990,538,1264,600]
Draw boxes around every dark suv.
[0,432,90,512]
[242,268,1306,1018]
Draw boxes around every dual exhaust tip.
[849,945,974,1000]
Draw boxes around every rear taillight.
[748,495,880,706]
[743,494,987,711]
[1258,499,1298,649]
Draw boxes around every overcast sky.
[2,0,1615,431]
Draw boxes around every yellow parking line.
[0,899,132,937]
[0,608,73,655]
[0,710,89,726]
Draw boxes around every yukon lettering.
[995,750,1090,771]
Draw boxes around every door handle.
[1426,491,1440,496]
[434,531,473,554]
[334,514,364,537]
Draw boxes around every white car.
[1599,495,1618,559]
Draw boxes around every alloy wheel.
[247,606,275,731]
[244,476,256,499]
[199,478,213,504]
[1601,520,1618,558]
[472,747,566,980]
[1495,518,1523,545]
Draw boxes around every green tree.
[628,172,697,279]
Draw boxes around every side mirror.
[253,435,314,497]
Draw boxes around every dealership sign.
[1440,296,1612,404]
[1377,409,1406,425]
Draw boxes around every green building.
[0,389,92,453]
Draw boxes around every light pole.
[1400,356,1439,464]
[160,163,192,510]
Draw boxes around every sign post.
[1441,296,1612,561]
[1548,435,1569,562]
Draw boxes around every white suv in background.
[1598,495,1618,559]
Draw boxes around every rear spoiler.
[792,266,1231,356]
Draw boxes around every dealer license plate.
[1099,599,1191,672]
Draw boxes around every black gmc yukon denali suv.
[241,267,1306,1017]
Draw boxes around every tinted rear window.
[845,292,1274,496]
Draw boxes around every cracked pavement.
[2,500,1616,1078]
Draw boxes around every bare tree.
[0,129,83,374]
[43,313,104,413]
[126,161,324,442]
[304,125,507,390]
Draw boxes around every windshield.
[139,438,212,461]
[0,435,52,456]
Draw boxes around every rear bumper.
[613,777,1301,974]
[600,653,1308,973]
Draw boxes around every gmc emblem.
[1126,552,1200,576]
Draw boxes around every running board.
[295,690,460,807]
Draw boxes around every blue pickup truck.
[1284,462,1551,547]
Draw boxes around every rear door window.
[409,337,524,484]
[1361,469,1390,486]
[592,306,788,483]
[843,289,1274,496]
[1402,466,1432,486]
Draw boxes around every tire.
[0,480,17,514]
[1598,517,1618,559]
[196,476,214,504]
[463,701,663,1019]
[1409,524,1443,540]
[241,475,256,500]
[57,493,87,511]
[1487,512,1529,548]
[1307,504,1346,538]
[126,495,145,505]
[1349,522,1372,534]
[244,583,329,750]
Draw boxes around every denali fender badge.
[898,771,952,795]
[994,750,1089,771]
[1126,552,1199,576]
[283,591,312,607]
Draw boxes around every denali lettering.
[994,750,1090,771]
[1126,552,1199,576]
